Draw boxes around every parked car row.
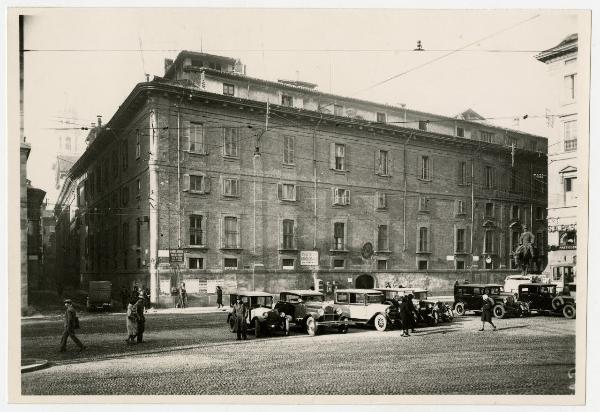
[453,282,576,319]
[226,287,455,338]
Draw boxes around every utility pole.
[148,106,159,305]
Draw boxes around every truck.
[86,281,113,311]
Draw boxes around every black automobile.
[226,292,288,337]
[517,283,576,319]
[453,282,528,319]
[274,290,350,336]
[375,287,453,326]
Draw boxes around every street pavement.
[21,310,576,395]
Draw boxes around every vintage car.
[517,283,576,319]
[333,289,399,331]
[274,290,350,336]
[453,282,529,319]
[226,292,287,337]
[375,287,453,326]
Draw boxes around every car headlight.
[262,312,269,318]
[317,308,325,317]
[335,307,343,315]
[280,311,286,318]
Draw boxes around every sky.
[20,8,582,206]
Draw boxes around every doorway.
[355,274,375,289]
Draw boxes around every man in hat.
[59,299,86,352]
[232,295,247,340]
[135,294,146,343]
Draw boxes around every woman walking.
[126,298,138,344]
[216,286,223,309]
[480,294,497,331]
[399,295,412,337]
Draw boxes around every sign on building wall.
[160,279,171,295]
[169,249,184,263]
[300,251,319,266]
[185,278,200,294]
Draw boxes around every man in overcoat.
[59,299,86,352]
[135,295,146,342]
[479,294,497,331]
[232,295,248,340]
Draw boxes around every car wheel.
[254,318,261,338]
[374,313,388,332]
[454,302,466,316]
[562,304,576,319]
[493,305,506,319]
[306,317,317,336]
[228,316,236,333]
[338,317,349,334]
[552,296,565,311]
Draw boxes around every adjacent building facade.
[535,34,578,288]
[58,51,548,302]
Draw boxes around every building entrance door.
[355,274,374,289]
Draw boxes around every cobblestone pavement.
[21,311,576,395]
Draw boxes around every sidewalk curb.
[21,359,50,373]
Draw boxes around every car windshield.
[366,294,384,304]
[302,295,324,302]
[486,287,502,295]
[251,296,273,308]
[413,291,427,300]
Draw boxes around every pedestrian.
[406,293,418,333]
[216,286,223,309]
[142,286,150,313]
[232,295,247,340]
[399,295,412,337]
[479,294,497,331]
[135,294,146,343]
[125,298,138,344]
[120,285,130,311]
[59,299,86,352]
[130,285,140,302]
[179,283,187,309]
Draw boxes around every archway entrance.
[355,274,375,289]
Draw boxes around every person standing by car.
[480,294,497,332]
[59,299,86,352]
[232,295,247,340]
[126,298,138,344]
[406,293,418,333]
[216,286,223,309]
[399,296,412,337]
[135,294,146,342]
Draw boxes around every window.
[485,166,495,189]
[420,155,431,180]
[377,112,387,123]
[455,200,465,216]
[455,228,466,253]
[536,206,544,220]
[222,127,239,158]
[333,259,345,269]
[333,222,345,250]
[223,216,240,249]
[331,143,346,171]
[564,74,575,101]
[189,257,204,269]
[377,150,390,175]
[481,131,494,143]
[278,183,296,201]
[456,127,464,137]
[419,196,430,212]
[418,120,428,131]
[376,192,387,209]
[222,178,239,197]
[184,174,210,194]
[511,205,520,220]
[283,136,295,164]
[121,186,129,206]
[136,179,141,198]
[484,231,494,254]
[418,227,429,252]
[559,231,576,248]
[65,136,72,151]
[456,260,465,270]
[565,177,575,192]
[418,260,428,270]
[281,94,293,107]
[333,188,350,206]
[189,215,204,246]
[457,161,468,185]
[135,130,141,159]
[282,219,295,250]
[564,120,577,152]
[282,259,295,270]
[377,260,388,270]
[224,258,238,269]
[122,140,128,170]
[485,202,494,217]
[334,104,344,116]
[223,83,235,96]
[377,225,389,251]
[188,122,205,153]
[136,220,141,246]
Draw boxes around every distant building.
[535,34,578,288]
[27,182,46,290]
[57,51,547,302]
[41,208,57,291]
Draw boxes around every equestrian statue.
[514,225,535,275]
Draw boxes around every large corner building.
[56,51,548,304]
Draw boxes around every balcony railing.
[564,139,577,152]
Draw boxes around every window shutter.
[183,174,190,191]
[278,217,283,249]
[330,143,336,169]
[219,217,224,248]
[430,156,434,181]
[277,183,282,200]
[204,176,211,193]
[388,153,393,176]
[293,220,298,249]
[236,218,241,249]
[345,145,350,171]
[374,150,379,175]
[457,162,462,185]
[183,120,191,151]
[292,184,297,201]
[346,189,351,205]
[332,187,337,205]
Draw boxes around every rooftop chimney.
[97,115,102,128]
